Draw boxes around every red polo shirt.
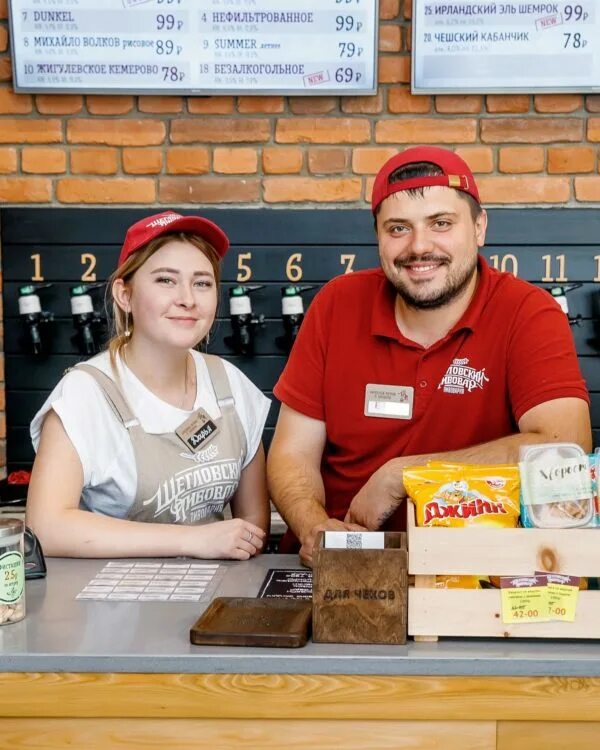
[274,258,589,545]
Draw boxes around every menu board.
[412,0,600,93]
[9,0,378,95]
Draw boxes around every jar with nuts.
[0,518,25,625]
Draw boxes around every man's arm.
[345,396,592,529]
[267,404,365,566]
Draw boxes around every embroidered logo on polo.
[143,452,242,523]
[438,357,489,395]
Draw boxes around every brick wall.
[0,0,599,210]
[0,0,599,475]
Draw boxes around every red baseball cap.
[371,146,480,215]
[118,211,230,267]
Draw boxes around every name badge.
[175,409,220,453]
[364,384,414,420]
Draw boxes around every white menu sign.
[9,0,378,95]
[412,0,600,93]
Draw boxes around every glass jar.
[0,518,25,625]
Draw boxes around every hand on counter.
[181,519,266,561]
[344,458,406,530]
[299,518,366,568]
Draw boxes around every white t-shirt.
[30,350,271,518]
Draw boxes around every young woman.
[26,211,270,560]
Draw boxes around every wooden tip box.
[312,531,408,645]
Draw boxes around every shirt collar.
[370,256,491,342]
[370,269,402,340]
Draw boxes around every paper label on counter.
[76,561,222,603]
[500,575,549,624]
[323,531,385,550]
[258,569,312,600]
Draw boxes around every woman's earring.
[124,309,131,338]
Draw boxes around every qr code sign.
[346,533,363,549]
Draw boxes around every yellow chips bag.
[405,463,520,589]
[404,463,520,528]
[434,575,490,589]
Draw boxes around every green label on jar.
[0,551,24,604]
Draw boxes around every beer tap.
[224,285,265,356]
[276,284,317,353]
[18,283,54,355]
[70,283,106,356]
[548,283,583,326]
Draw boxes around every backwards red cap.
[118,211,230,267]
[371,146,480,215]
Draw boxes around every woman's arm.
[26,410,264,560]
[230,443,270,540]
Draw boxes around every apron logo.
[143,457,242,523]
[438,357,489,395]
[179,444,219,463]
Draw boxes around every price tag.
[500,575,549,624]
[543,573,580,622]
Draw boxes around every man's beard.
[387,253,478,310]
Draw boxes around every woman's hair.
[106,232,222,369]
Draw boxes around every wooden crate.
[313,531,407,645]
[407,501,600,640]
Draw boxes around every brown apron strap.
[75,363,140,429]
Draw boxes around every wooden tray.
[190,597,312,648]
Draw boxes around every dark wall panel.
[2,207,599,471]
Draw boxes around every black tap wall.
[2,207,600,471]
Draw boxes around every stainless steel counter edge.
[3,653,600,676]
[1,556,600,676]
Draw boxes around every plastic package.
[519,443,595,529]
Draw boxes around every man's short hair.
[386,161,483,221]
[371,146,482,221]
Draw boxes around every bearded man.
[267,146,591,566]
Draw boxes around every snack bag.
[404,464,520,528]
[405,463,520,589]
[434,575,490,589]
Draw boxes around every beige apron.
[77,355,247,525]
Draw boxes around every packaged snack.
[405,463,520,589]
[519,444,595,529]
[592,451,599,524]
[434,575,490,589]
[404,464,520,528]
